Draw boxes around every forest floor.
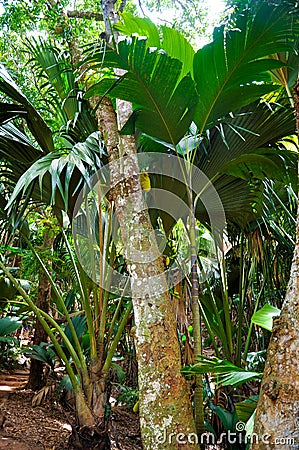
[0,369,143,450]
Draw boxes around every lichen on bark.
[98,98,199,448]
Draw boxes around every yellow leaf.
[140,172,151,192]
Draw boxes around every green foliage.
[6,131,106,213]
[0,316,22,335]
[0,0,298,440]
[116,385,139,411]
[235,397,257,423]
[25,343,56,369]
[0,39,103,219]
[220,148,296,183]
[0,64,54,152]
[0,316,23,369]
[193,4,296,132]
[85,3,298,148]
[115,12,195,79]
[251,304,281,331]
[85,36,197,145]
[183,355,262,388]
[209,402,239,432]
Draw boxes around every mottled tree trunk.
[95,2,199,447]
[97,93,198,448]
[251,78,299,450]
[27,230,54,390]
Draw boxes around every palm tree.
[0,2,298,448]
[0,50,128,449]
[82,2,298,447]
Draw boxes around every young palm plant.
[0,218,133,446]
[0,44,132,447]
[1,2,299,447]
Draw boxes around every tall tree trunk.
[27,229,54,390]
[97,92,199,448]
[92,3,199,447]
[251,78,299,450]
[190,211,204,437]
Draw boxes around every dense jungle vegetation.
[0,0,298,449]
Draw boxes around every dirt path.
[0,370,72,449]
[0,370,142,449]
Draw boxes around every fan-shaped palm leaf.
[138,99,297,229]
[85,36,197,145]
[193,4,298,132]
[115,12,195,79]
[85,3,298,147]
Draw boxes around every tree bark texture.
[97,95,199,449]
[97,2,199,446]
[66,10,103,21]
[251,78,299,450]
[27,230,54,390]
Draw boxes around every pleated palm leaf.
[0,46,103,223]
[83,3,298,230]
[139,98,297,230]
[85,4,296,136]
[25,38,98,142]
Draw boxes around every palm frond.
[194,100,296,180]
[193,3,298,132]
[6,131,106,213]
[0,64,54,152]
[84,36,197,145]
[182,355,262,387]
[85,3,298,149]
[0,102,27,125]
[115,12,195,79]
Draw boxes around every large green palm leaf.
[194,100,296,178]
[192,99,296,227]
[139,99,297,229]
[193,3,297,132]
[85,3,297,145]
[114,12,195,79]
[85,36,197,145]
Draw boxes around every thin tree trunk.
[251,78,299,450]
[27,229,54,390]
[190,212,204,438]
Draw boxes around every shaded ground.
[0,370,142,450]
